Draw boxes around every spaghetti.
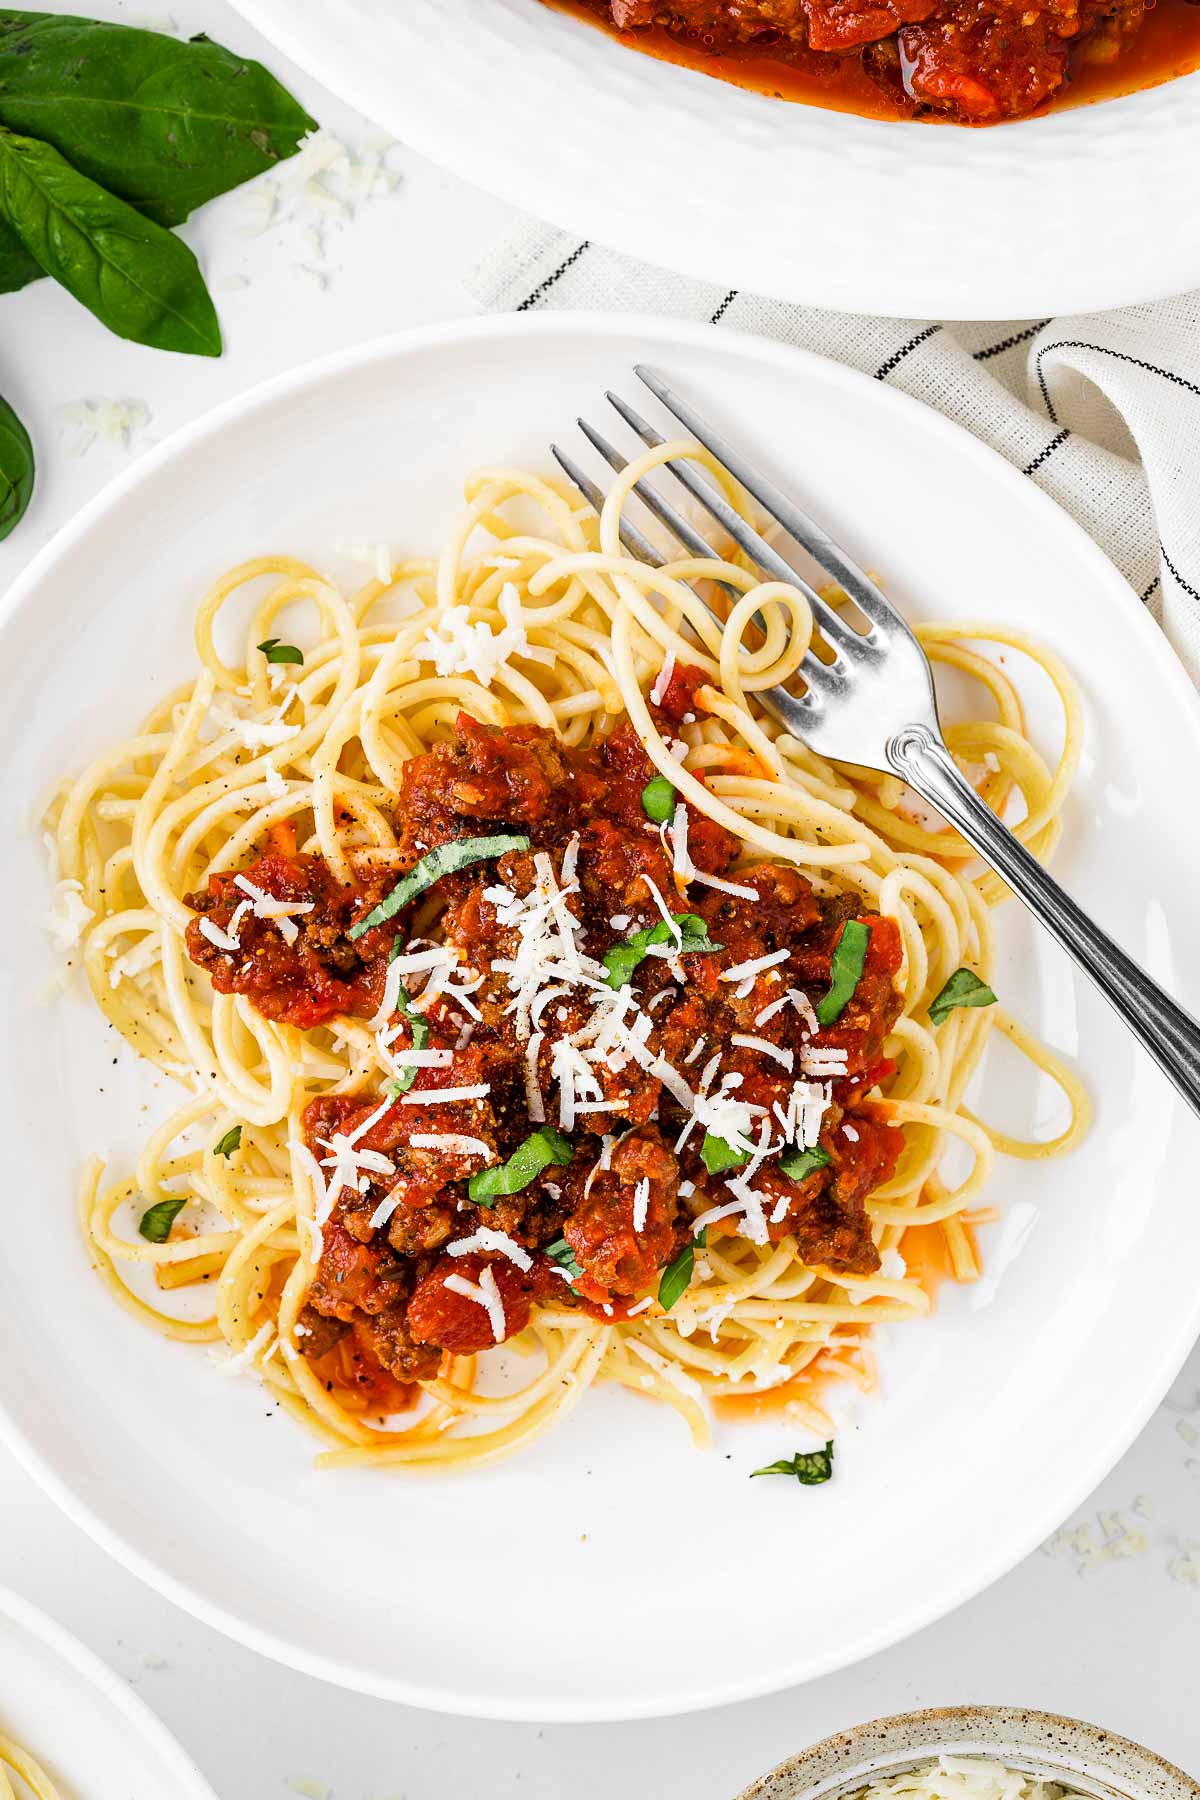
[0,1732,63,1800]
[50,442,1089,1473]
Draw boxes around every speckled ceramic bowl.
[737,1708,1199,1800]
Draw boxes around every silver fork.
[552,367,1200,1119]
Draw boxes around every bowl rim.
[736,1707,1200,1800]
[227,0,1200,319]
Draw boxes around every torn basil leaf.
[257,637,303,665]
[544,1236,583,1281]
[350,833,530,940]
[213,1125,242,1159]
[469,1126,572,1205]
[929,966,997,1027]
[138,1195,186,1243]
[778,1144,831,1183]
[602,911,720,990]
[657,1241,694,1312]
[751,1442,834,1485]
[815,918,870,1028]
[382,973,430,1096]
[701,1132,748,1175]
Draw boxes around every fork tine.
[550,445,667,569]
[634,365,902,637]
[553,441,835,719]
[576,417,725,571]
[605,389,867,662]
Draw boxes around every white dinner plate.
[0,1584,217,1800]
[1,315,1199,1721]
[228,0,1200,318]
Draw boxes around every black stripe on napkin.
[517,240,591,311]
[1162,544,1200,605]
[1023,428,1071,476]
[875,324,941,381]
[974,322,1050,363]
[710,289,738,324]
[1035,339,1200,423]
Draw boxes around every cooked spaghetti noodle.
[0,1731,62,1800]
[50,442,1088,1473]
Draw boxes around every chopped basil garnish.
[138,1196,186,1243]
[929,967,997,1027]
[751,1442,834,1485]
[350,833,530,941]
[602,911,720,990]
[257,637,303,665]
[778,1144,831,1182]
[641,775,677,823]
[545,1236,583,1281]
[701,1132,748,1175]
[383,957,430,1095]
[469,1126,573,1205]
[815,918,870,1028]
[658,1241,694,1312]
[213,1125,242,1159]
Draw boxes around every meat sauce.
[184,700,905,1407]
[546,0,1200,123]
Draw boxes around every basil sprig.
[929,967,997,1026]
[640,775,676,823]
[0,13,313,536]
[258,638,304,666]
[0,128,221,354]
[778,1144,831,1182]
[138,1195,186,1243]
[815,919,870,1028]
[602,912,720,990]
[0,392,32,540]
[469,1126,572,1205]
[700,1132,748,1175]
[751,1442,835,1486]
[350,833,530,941]
[0,16,315,242]
[213,1125,242,1159]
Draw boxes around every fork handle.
[888,722,1200,1118]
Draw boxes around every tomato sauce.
[184,713,910,1399]
[542,0,1200,123]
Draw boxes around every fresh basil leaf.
[815,918,870,1028]
[929,966,997,1027]
[350,833,530,941]
[0,215,39,291]
[138,1194,186,1243]
[257,637,303,666]
[778,1144,831,1182]
[751,1442,834,1485]
[700,1132,748,1175]
[213,1124,242,1159]
[544,1236,583,1281]
[602,911,721,990]
[0,15,316,230]
[640,775,676,823]
[0,128,220,354]
[382,968,430,1096]
[0,392,33,540]
[469,1126,573,1205]
[657,1241,693,1312]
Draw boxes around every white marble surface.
[1,5,1198,1795]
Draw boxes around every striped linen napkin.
[469,225,1200,687]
